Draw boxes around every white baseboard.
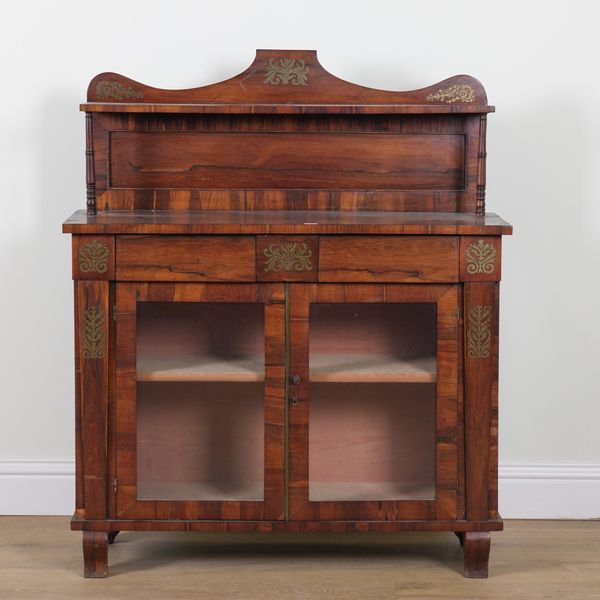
[0,460,75,516]
[498,462,600,519]
[1,460,599,518]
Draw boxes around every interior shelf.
[137,480,264,501]
[310,354,436,383]
[309,481,436,502]
[137,353,435,383]
[137,354,265,382]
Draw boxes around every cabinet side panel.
[77,280,110,520]
[456,285,466,519]
[107,283,117,518]
[464,282,496,521]
[74,283,84,513]
[488,284,500,518]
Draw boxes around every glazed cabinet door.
[114,283,285,520]
[289,284,460,521]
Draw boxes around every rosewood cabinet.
[64,50,512,578]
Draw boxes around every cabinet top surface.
[63,210,512,235]
[81,49,493,115]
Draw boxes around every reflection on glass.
[309,303,436,501]
[136,303,264,501]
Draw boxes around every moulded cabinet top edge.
[62,210,513,235]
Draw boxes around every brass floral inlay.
[426,84,475,104]
[264,58,309,86]
[466,306,492,359]
[466,240,496,274]
[95,80,144,101]
[79,240,110,274]
[83,306,105,359]
[264,242,312,272]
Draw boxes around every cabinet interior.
[308,303,436,501]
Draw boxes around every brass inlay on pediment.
[264,58,309,86]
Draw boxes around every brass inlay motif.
[79,240,110,274]
[264,242,312,272]
[426,84,475,104]
[264,58,309,86]
[95,80,144,101]
[83,306,105,359]
[466,306,492,359]
[466,240,496,274]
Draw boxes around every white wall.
[1,0,599,517]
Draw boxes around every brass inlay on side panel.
[466,306,492,359]
[264,243,312,272]
[466,240,496,274]
[79,240,110,274]
[83,306,106,359]
[426,84,475,104]
[95,80,144,100]
[264,58,309,86]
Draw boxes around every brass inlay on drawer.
[263,242,313,272]
[79,240,110,274]
[466,240,496,274]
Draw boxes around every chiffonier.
[63,49,512,578]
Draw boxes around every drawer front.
[318,236,458,283]
[116,236,256,282]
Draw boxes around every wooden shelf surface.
[309,481,435,502]
[81,102,495,115]
[137,480,434,502]
[138,481,264,502]
[63,210,513,235]
[310,354,436,383]
[137,354,265,382]
[137,352,435,383]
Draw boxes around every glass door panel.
[136,302,265,501]
[308,303,436,502]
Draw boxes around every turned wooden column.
[85,112,96,216]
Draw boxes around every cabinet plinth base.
[76,518,499,578]
[82,531,108,578]
[72,515,503,534]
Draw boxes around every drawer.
[116,236,256,281]
[318,236,458,283]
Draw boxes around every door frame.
[113,282,286,520]
[288,283,460,521]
